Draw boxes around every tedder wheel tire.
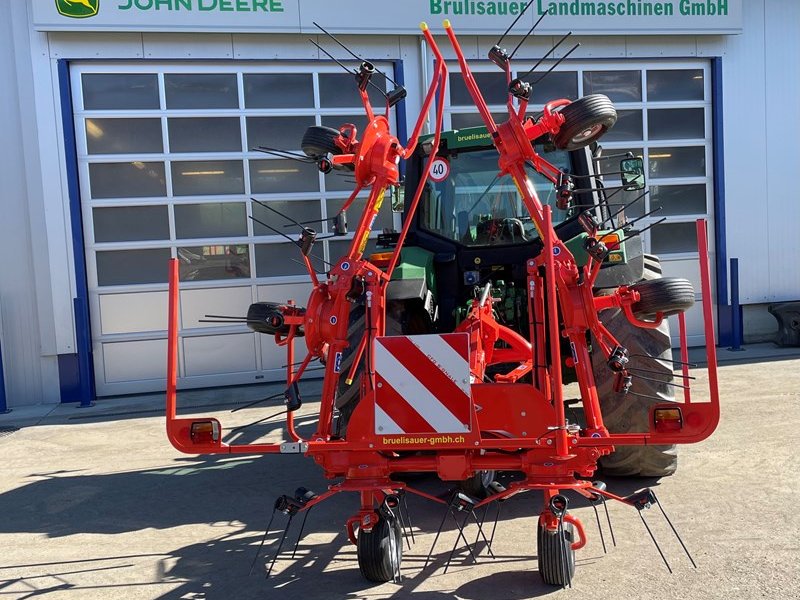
[537,521,575,586]
[458,470,496,499]
[591,256,680,477]
[301,125,342,159]
[552,94,617,151]
[357,515,403,583]
[630,277,695,318]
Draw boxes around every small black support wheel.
[301,125,343,158]
[552,94,617,151]
[357,515,403,583]
[630,277,695,318]
[537,521,576,586]
[458,470,496,499]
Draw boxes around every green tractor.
[359,125,681,478]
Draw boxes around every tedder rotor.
[165,11,720,588]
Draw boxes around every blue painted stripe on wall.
[0,337,7,412]
[711,57,731,346]
[57,60,96,404]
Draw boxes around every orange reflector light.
[190,420,220,444]
[369,252,394,268]
[600,233,621,251]
[654,407,683,433]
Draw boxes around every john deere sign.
[55,0,99,18]
[33,0,742,34]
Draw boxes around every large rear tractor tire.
[592,256,688,477]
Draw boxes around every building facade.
[1,0,796,408]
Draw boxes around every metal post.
[728,258,744,351]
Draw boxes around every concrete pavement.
[1,350,799,599]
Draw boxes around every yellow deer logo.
[56,0,100,19]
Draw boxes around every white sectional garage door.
[71,63,394,396]
[446,59,715,345]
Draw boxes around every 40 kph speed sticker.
[429,157,450,182]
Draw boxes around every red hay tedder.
[165,15,720,587]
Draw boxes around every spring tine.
[638,511,672,574]
[395,498,412,551]
[470,509,496,559]
[291,508,312,560]
[601,496,616,547]
[489,503,502,550]
[630,353,698,368]
[401,493,415,545]
[265,514,294,578]
[474,505,489,550]
[592,502,607,554]
[423,504,451,569]
[231,392,284,413]
[556,514,571,588]
[249,509,277,575]
[444,511,478,573]
[229,410,287,433]
[653,492,697,568]
[632,372,690,390]
[627,365,696,380]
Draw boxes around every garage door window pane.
[97,248,170,286]
[165,74,239,109]
[320,114,376,140]
[528,71,578,102]
[328,238,378,262]
[247,116,315,151]
[82,74,159,110]
[86,118,163,155]
[169,117,242,153]
[648,146,705,178]
[648,108,705,141]
[175,203,248,238]
[450,112,507,131]
[171,160,244,196]
[647,69,704,101]
[319,72,386,108]
[93,206,169,242]
[650,184,707,216]
[255,243,310,277]
[250,159,319,194]
[601,109,642,142]
[650,222,698,254]
[449,72,507,106]
[179,245,250,281]
[89,162,166,199]
[244,73,313,108]
[583,70,642,102]
[252,200,321,235]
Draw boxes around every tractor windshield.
[419,147,572,247]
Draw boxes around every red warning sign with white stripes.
[374,333,472,435]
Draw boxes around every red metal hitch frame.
[165,19,720,581]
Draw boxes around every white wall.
[0,0,62,406]
[722,0,800,305]
[2,0,794,407]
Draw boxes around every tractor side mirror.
[620,157,645,191]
